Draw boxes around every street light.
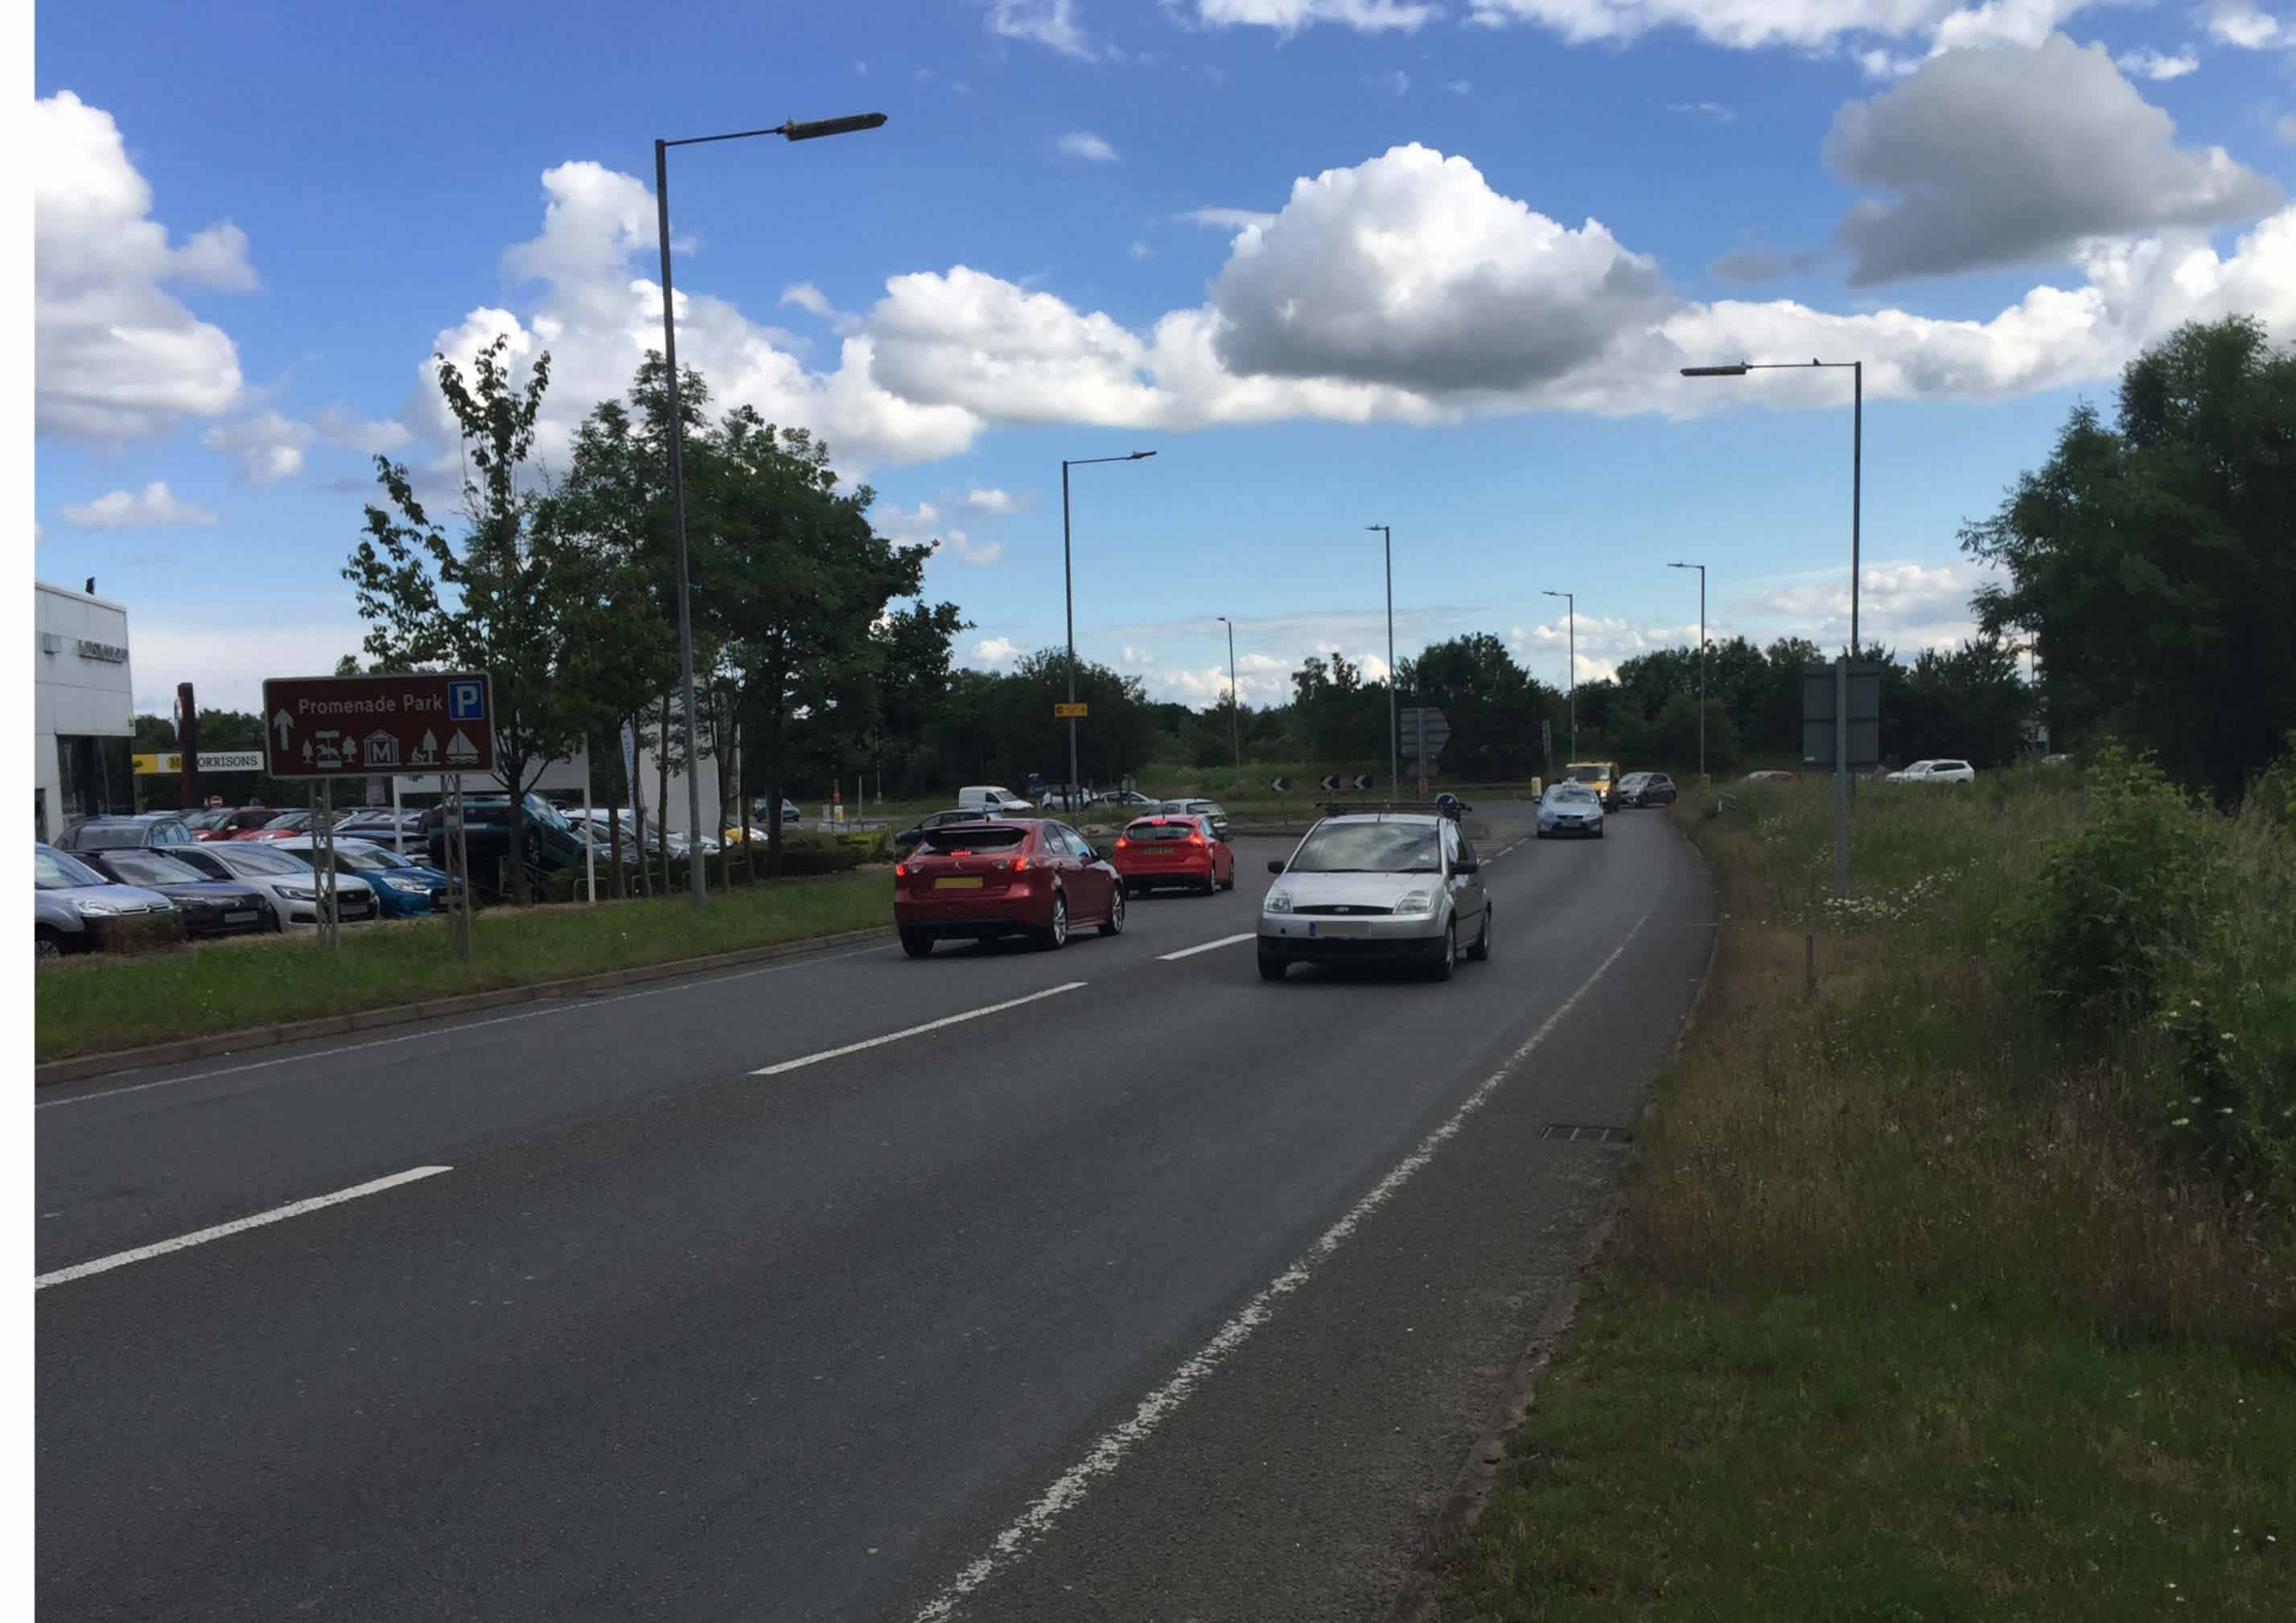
[655,110,887,909]
[1365,525,1397,806]
[1668,561,1706,783]
[1062,451,1158,807]
[1541,589,1575,764]
[1215,615,1241,788]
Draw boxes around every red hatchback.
[1113,815,1233,897]
[893,819,1124,957]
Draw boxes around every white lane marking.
[35,1165,453,1290]
[910,908,1655,1623]
[751,983,1087,1078]
[1156,932,1256,962]
[38,943,893,1111]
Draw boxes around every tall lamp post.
[1061,451,1157,807]
[1215,615,1241,787]
[1668,561,1706,783]
[1365,524,1397,806]
[656,109,886,909]
[1541,589,1576,763]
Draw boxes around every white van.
[958,785,1036,816]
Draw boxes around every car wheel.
[1040,894,1069,951]
[1595,825,1606,839]
[1428,922,1457,982]
[1257,951,1287,983]
[899,928,933,959]
[1467,903,1492,962]
[1099,886,1125,937]
[35,929,64,962]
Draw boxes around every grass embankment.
[35,871,891,1062]
[1429,766,2296,1621]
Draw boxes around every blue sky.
[34,0,2296,716]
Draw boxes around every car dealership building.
[35,579,135,841]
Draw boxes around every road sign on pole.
[1053,701,1088,719]
[1319,774,1340,792]
[1349,773,1374,791]
[261,672,496,780]
[1397,706,1450,766]
[1269,777,1290,792]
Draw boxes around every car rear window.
[1125,819,1195,841]
[918,825,1028,855]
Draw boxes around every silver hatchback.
[1257,813,1489,982]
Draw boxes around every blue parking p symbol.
[448,680,484,721]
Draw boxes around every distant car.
[957,785,1036,817]
[1158,799,1230,840]
[2039,753,2072,769]
[34,844,185,959]
[893,818,1123,956]
[1095,789,1160,812]
[169,840,379,927]
[1258,812,1488,983]
[893,808,989,853]
[76,848,276,939]
[270,836,455,919]
[55,815,200,852]
[1742,770,1800,783]
[1887,759,1977,784]
[1537,782,1606,840]
[232,809,334,841]
[1618,772,1677,808]
[332,808,427,855]
[198,806,282,840]
[1113,814,1234,897]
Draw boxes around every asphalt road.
[37,801,1716,1622]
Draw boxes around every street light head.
[1541,589,1565,598]
[1129,450,1156,459]
[1668,561,1697,570]
[1680,364,1750,377]
[780,112,889,142]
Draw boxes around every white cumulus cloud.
[953,533,1006,565]
[1059,131,1120,162]
[1187,0,1443,31]
[59,482,221,528]
[973,635,1023,664]
[204,411,317,483]
[2203,2,2290,49]
[989,0,1098,56]
[2114,47,2199,80]
[964,487,1023,513]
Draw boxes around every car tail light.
[1114,836,1129,850]
[895,862,908,878]
[1010,855,1031,872]
[1186,831,1205,847]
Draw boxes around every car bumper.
[1539,818,1603,836]
[1257,914,1447,961]
[1117,857,1214,887]
[895,886,1052,936]
[179,907,272,938]
[284,899,376,925]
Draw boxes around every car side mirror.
[1266,858,1286,874]
[1455,859,1479,874]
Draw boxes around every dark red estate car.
[892,819,1124,957]
[1112,814,1233,897]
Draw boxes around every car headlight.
[380,874,430,892]
[1393,889,1437,915]
[74,899,125,917]
[1265,890,1294,914]
[278,885,319,901]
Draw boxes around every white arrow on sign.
[1319,775,1339,791]
[272,709,294,749]
[1269,777,1290,792]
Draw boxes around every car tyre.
[1257,951,1287,983]
[1467,903,1492,962]
[35,929,64,962]
[1039,894,1069,951]
[899,928,933,959]
[1099,887,1125,937]
[1428,922,1457,982]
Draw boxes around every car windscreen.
[1547,786,1599,803]
[1125,820,1195,841]
[1287,824,1441,873]
[207,845,313,876]
[35,848,106,889]
[99,851,208,886]
[918,826,1028,856]
[1567,766,1606,783]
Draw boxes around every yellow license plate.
[936,876,985,890]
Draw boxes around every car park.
[35,844,186,959]
[893,807,988,853]
[75,848,276,939]
[270,836,455,918]
[1113,814,1233,896]
[232,809,335,841]
[1886,758,1977,784]
[1257,812,1487,982]
[168,840,379,926]
[1617,771,1677,807]
[893,818,1122,955]
[54,814,200,853]
[198,805,284,840]
[1536,782,1605,839]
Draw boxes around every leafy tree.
[1406,632,1548,779]
[1963,317,2296,803]
[1888,635,2029,766]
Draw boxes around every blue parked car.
[270,835,457,918]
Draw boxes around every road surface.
[37,800,1715,1621]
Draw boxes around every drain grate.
[1540,1124,1632,1146]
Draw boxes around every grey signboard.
[1802,661,1884,770]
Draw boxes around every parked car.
[1257,812,1488,983]
[1742,770,1800,783]
[957,785,1037,817]
[1113,814,1234,897]
[1094,789,1161,812]
[893,808,988,853]
[270,836,455,918]
[1035,786,1095,814]
[332,808,427,854]
[198,805,284,840]
[418,793,590,901]
[1562,761,1623,810]
[1158,798,1230,840]
[231,809,338,841]
[1536,782,1606,839]
[35,844,185,958]
[1618,771,1678,807]
[55,814,200,852]
[168,840,380,927]
[892,818,1122,956]
[1886,759,1977,784]
[76,848,276,939]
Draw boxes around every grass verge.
[35,872,891,1062]
[1426,769,2296,1621]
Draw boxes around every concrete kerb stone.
[34,925,895,1087]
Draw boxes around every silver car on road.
[1257,812,1489,983]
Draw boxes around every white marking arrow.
[271,709,294,749]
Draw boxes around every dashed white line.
[909,907,1655,1623]
[1156,932,1257,962]
[35,1165,454,1290]
[751,982,1088,1077]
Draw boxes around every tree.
[1963,317,2296,803]
[344,335,595,901]
[1405,633,1547,779]
[1887,635,2028,766]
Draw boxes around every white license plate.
[1308,920,1368,937]
[224,911,257,924]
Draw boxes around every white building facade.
[35,581,135,840]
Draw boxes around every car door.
[1448,824,1486,934]
[1057,824,1110,920]
[1205,816,1232,885]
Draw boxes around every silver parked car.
[35,844,184,959]
[1257,812,1489,983]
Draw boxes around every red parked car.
[200,806,282,840]
[893,819,1124,957]
[1113,814,1233,897]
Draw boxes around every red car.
[893,819,1124,957]
[201,807,282,840]
[1112,814,1233,897]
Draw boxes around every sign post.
[1803,659,1882,898]
[1053,701,1088,720]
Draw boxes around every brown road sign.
[261,672,496,779]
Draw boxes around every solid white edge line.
[35,1165,453,1290]
[751,982,1088,1078]
[37,943,895,1111]
[909,907,1656,1623]
[1155,932,1257,963]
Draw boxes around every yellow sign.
[134,752,183,775]
[1054,702,1089,719]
